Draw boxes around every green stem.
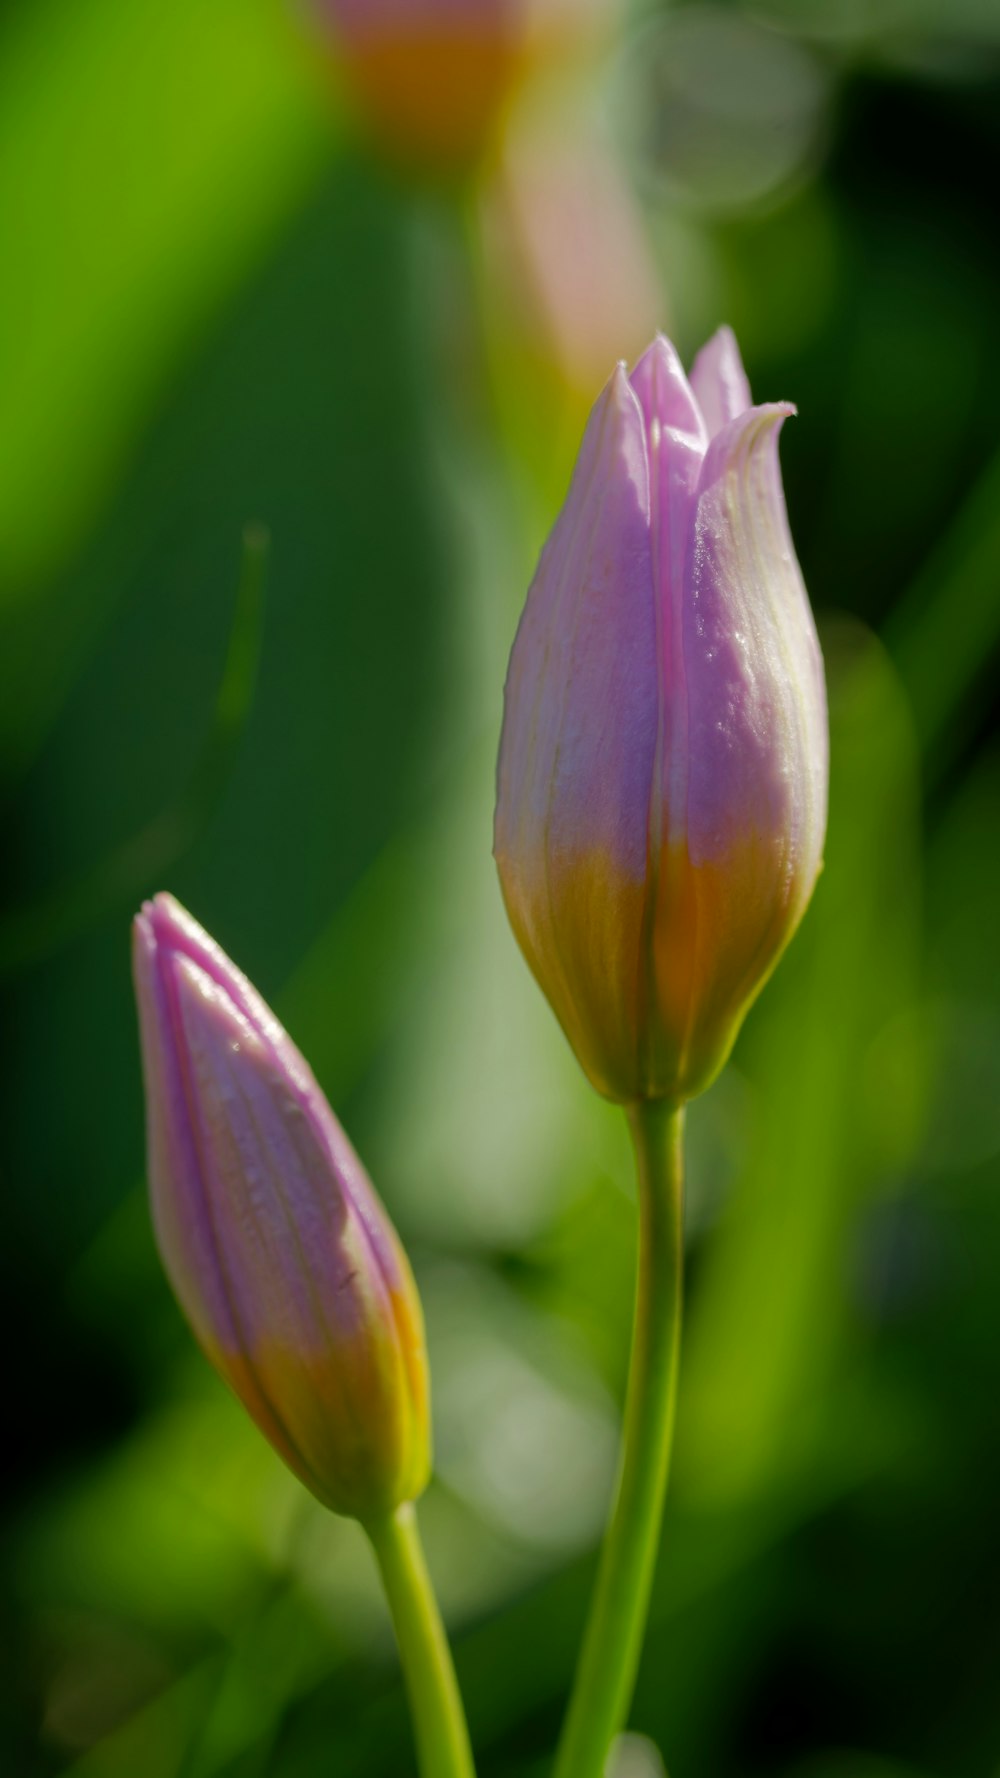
[366,1502,477,1778]
[553,1100,686,1778]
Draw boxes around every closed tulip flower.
[495,328,828,1105]
[133,894,430,1520]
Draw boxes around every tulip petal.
[630,333,706,444]
[134,915,246,1367]
[495,363,658,1098]
[174,959,406,1500]
[628,339,707,687]
[651,402,827,1092]
[623,337,710,1092]
[686,402,826,871]
[689,325,753,439]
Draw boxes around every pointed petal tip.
[697,399,801,511]
[629,331,705,443]
[133,894,188,981]
[697,322,743,378]
[567,358,647,496]
[703,397,795,460]
[631,329,685,383]
[760,399,796,433]
[132,892,258,1038]
[136,891,193,952]
[738,398,796,430]
[705,321,739,352]
[689,326,755,437]
[745,399,796,431]
[600,356,647,436]
[131,907,158,1001]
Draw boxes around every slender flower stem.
[365,1502,477,1778]
[553,1100,686,1778]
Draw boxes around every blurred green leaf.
[0,525,267,975]
[782,1758,935,1778]
[885,445,1000,786]
[679,619,923,1505]
[0,0,329,770]
[62,1661,223,1778]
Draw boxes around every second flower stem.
[553,1099,685,1778]
[366,1502,476,1778]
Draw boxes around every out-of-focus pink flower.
[485,117,662,400]
[495,330,828,1104]
[313,0,615,171]
[133,894,430,1519]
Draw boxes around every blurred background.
[1,0,999,1774]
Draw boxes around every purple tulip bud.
[494,329,828,1104]
[133,894,430,1519]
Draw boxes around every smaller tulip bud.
[133,894,430,1520]
[495,329,828,1105]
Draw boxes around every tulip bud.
[313,0,615,173]
[495,329,828,1104]
[133,894,430,1519]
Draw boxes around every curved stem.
[365,1502,477,1778]
[553,1100,685,1778]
